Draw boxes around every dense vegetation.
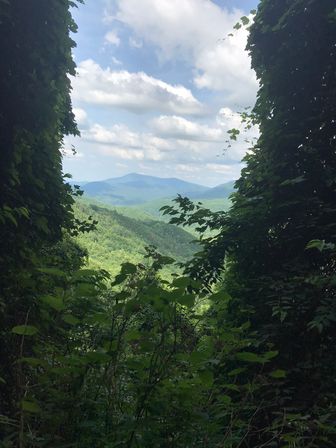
[127,196,232,220]
[74,199,197,275]
[1,0,336,447]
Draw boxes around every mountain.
[80,173,209,205]
[192,180,236,199]
[74,198,197,277]
[76,173,235,206]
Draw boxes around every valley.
[73,173,234,275]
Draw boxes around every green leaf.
[220,394,232,405]
[263,350,279,360]
[227,128,241,141]
[22,400,41,413]
[21,357,47,367]
[19,207,30,219]
[208,291,231,302]
[121,262,137,274]
[306,239,335,252]
[199,370,213,386]
[84,351,112,364]
[75,282,97,297]
[112,273,127,286]
[190,351,208,364]
[125,329,142,342]
[62,314,80,325]
[172,277,191,289]
[280,175,305,186]
[235,352,266,364]
[73,269,98,279]
[84,313,110,325]
[177,294,195,307]
[270,369,287,379]
[12,325,38,336]
[240,16,250,25]
[40,295,65,311]
[228,367,247,376]
[38,267,66,277]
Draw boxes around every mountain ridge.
[73,173,235,206]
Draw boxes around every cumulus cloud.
[207,162,238,174]
[111,56,122,66]
[81,123,168,161]
[79,109,255,165]
[71,59,203,115]
[205,162,244,181]
[64,118,246,184]
[108,0,258,106]
[73,107,89,128]
[151,108,258,158]
[151,115,223,142]
[129,36,143,48]
[104,30,121,46]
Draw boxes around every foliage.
[163,1,336,445]
[0,0,84,444]
[1,244,285,447]
[2,0,336,447]
[74,199,198,276]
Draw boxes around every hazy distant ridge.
[76,173,235,206]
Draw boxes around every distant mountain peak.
[78,173,235,206]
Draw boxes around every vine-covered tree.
[233,1,336,437]
[165,0,336,445]
[0,0,80,264]
[0,0,81,439]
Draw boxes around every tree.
[0,0,82,440]
[231,0,336,444]
[0,0,80,269]
[165,1,336,445]
[233,4,336,440]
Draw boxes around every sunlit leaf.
[12,325,38,336]
[22,400,41,413]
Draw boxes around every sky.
[63,0,259,187]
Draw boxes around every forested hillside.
[74,199,197,275]
[1,1,336,447]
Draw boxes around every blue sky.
[64,0,259,186]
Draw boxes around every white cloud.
[73,107,89,128]
[79,112,254,165]
[151,108,259,159]
[109,0,258,106]
[151,115,223,142]
[111,56,122,65]
[100,146,145,160]
[64,119,246,184]
[129,36,143,48]
[206,162,243,181]
[84,123,140,148]
[176,164,201,173]
[216,107,243,129]
[104,30,121,46]
[72,59,203,115]
[81,123,167,161]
